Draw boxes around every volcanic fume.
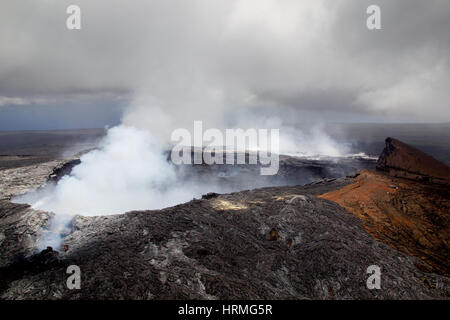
[14,118,355,248]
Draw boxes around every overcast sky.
[0,0,449,130]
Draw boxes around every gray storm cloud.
[0,0,449,124]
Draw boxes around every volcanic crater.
[0,138,448,299]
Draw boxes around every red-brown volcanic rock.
[319,170,450,276]
[377,137,450,185]
[319,138,450,276]
[320,138,450,276]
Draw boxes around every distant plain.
[0,123,449,170]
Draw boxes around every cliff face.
[320,138,450,277]
[376,137,450,185]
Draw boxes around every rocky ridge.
[377,137,450,185]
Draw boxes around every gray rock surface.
[1,178,448,299]
[0,160,65,200]
[0,153,448,300]
[0,201,52,268]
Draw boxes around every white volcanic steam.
[14,125,212,247]
[17,121,349,217]
[15,116,351,248]
[21,126,191,216]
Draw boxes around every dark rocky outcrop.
[47,159,81,183]
[377,137,450,185]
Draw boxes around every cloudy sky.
[0,0,449,130]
